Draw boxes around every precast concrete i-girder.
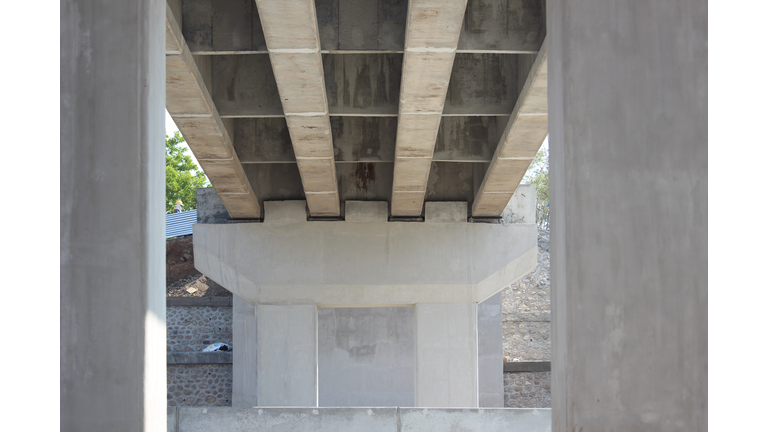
[165,0,549,220]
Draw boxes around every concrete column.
[477,292,503,407]
[232,295,257,407]
[61,0,166,430]
[548,0,707,430]
[257,305,318,406]
[414,303,478,407]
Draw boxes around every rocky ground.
[166,235,231,298]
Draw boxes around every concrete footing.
[168,407,551,432]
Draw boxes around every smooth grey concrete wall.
[399,408,551,432]
[168,407,551,432]
[415,303,478,407]
[256,305,317,406]
[232,295,257,407]
[194,200,537,305]
[478,292,503,407]
[61,0,166,431]
[176,407,398,432]
[547,0,707,431]
[318,307,415,407]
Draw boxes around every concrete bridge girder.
[166,0,549,218]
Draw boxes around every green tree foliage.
[522,146,549,229]
[166,131,209,213]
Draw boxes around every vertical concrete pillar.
[61,0,166,430]
[232,295,257,407]
[548,0,707,430]
[414,303,478,407]
[257,305,318,406]
[477,292,504,407]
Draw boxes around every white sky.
[165,110,203,172]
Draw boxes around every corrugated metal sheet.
[166,209,197,238]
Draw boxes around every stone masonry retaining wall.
[168,305,233,407]
[501,229,551,407]
[167,364,233,407]
[167,306,233,352]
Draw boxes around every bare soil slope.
[166,235,231,298]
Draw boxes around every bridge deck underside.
[166,0,548,218]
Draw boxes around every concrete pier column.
[257,304,318,406]
[477,292,504,407]
[548,0,707,430]
[414,303,478,407]
[61,0,166,430]
[232,295,257,407]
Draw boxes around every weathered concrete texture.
[256,305,317,406]
[254,0,341,216]
[175,407,398,432]
[548,0,707,430]
[433,116,505,162]
[331,117,397,162]
[425,202,467,223]
[415,303,478,407]
[424,162,488,204]
[473,45,547,217]
[345,201,389,222]
[318,307,415,407]
[211,55,283,117]
[444,54,519,115]
[336,163,394,205]
[457,0,546,52]
[194,200,537,305]
[196,187,231,223]
[390,0,468,216]
[316,0,408,51]
[234,118,295,163]
[180,0,546,54]
[501,184,536,225]
[166,6,261,219]
[170,407,550,432]
[61,0,166,430]
[478,292,504,407]
[323,54,402,115]
[168,407,177,432]
[399,408,551,432]
[181,0,267,52]
[232,295,257,407]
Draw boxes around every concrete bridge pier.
[234,301,485,408]
[196,198,538,409]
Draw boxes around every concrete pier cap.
[194,190,537,306]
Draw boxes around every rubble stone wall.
[501,229,551,407]
[167,305,234,407]
[167,306,233,352]
[167,364,233,407]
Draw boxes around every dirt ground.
[166,235,232,298]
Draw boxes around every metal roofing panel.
[166,209,197,238]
